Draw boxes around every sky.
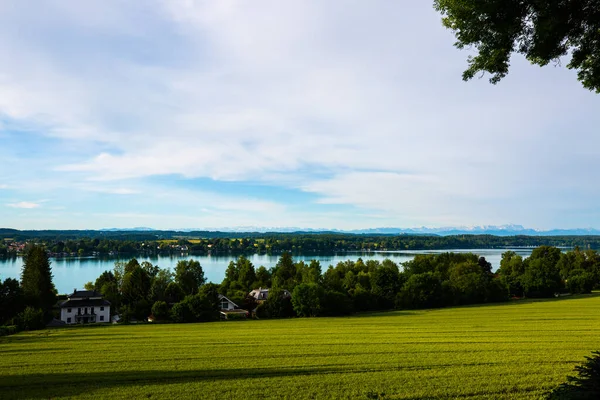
[0,1,599,231]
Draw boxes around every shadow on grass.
[0,365,353,399]
[0,359,572,399]
[476,292,600,308]
[353,292,600,318]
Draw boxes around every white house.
[218,294,248,319]
[60,289,111,324]
[248,287,291,302]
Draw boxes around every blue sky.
[1,1,599,230]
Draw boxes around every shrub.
[566,271,595,294]
[321,290,353,316]
[0,325,19,337]
[256,300,294,319]
[485,278,510,303]
[547,351,600,399]
[255,289,295,318]
[151,301,169,321]
[396,272,444,309]
[119,305,135,323]
[16,307,45,331]
[351,285,375,311]
[170,293,220,323]
[170,301,195,323]
[223,312,247,321]
[133,299,152,321]
[292,283,323,317]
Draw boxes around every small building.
[59,289,111,324]
[218,294,248,320]
[248,287,291,302]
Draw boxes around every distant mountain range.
[101,224,600,237]
[341,225,600,237]
[101,227,156,232]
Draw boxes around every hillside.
[2,295,600,399]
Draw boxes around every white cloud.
[0,1,599,229]
[7,202,41,209]
[0,184,8,189]
[82,186,140,195]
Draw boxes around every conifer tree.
[20,244,56,317]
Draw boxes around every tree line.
[3,245,600,334]
[5,234,600,258]
[80,245,600,321]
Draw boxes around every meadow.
[2,295,600,399]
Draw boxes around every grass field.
[2,295,600,399]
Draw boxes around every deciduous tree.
[434,0,600,92]
[175,260,206,295]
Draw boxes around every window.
[67,308,71,313]
[78,308,81,315]
[221,300,229,309]
[100,315,104,321]
[100,306,104,311]
[67,317,71,323]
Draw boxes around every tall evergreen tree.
[20,245,56,317]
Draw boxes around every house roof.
[60,298,111,308]
[218,294,239,308]
[46,318,66,327]
[249,288,269,300]
[249,287,291,300]
[69,289,104,299]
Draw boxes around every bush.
[321,290,353,316]
[485,278,510,303]
[170,293,220,323]
[547,351,600,399]
[566,271,595,294]
[0,325,19,337]
[186,293,220,321]
[396,272,444,309]
[223,312,247,321]
[151,301,169,321]
[133,299,152,321]
[170,301,195,323]
[351,285,375,311]
[292,283,323,317]
[255,289,295,319]
[16,307,45,331]
[119,305,134,323]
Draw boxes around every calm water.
[0,249,534,294]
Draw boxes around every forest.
[3,229,600,258]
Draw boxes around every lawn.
[2,295,600,399]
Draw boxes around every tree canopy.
[175,260,206,296]
[434,0,600,92]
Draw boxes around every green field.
[2,295,600,399]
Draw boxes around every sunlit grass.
[2,295,600,399]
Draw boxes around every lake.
[0,248,534,294]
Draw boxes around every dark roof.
[70,289,103,298]
[60,298,111,308]
[221,309,248,314]
[46,318,66,327]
